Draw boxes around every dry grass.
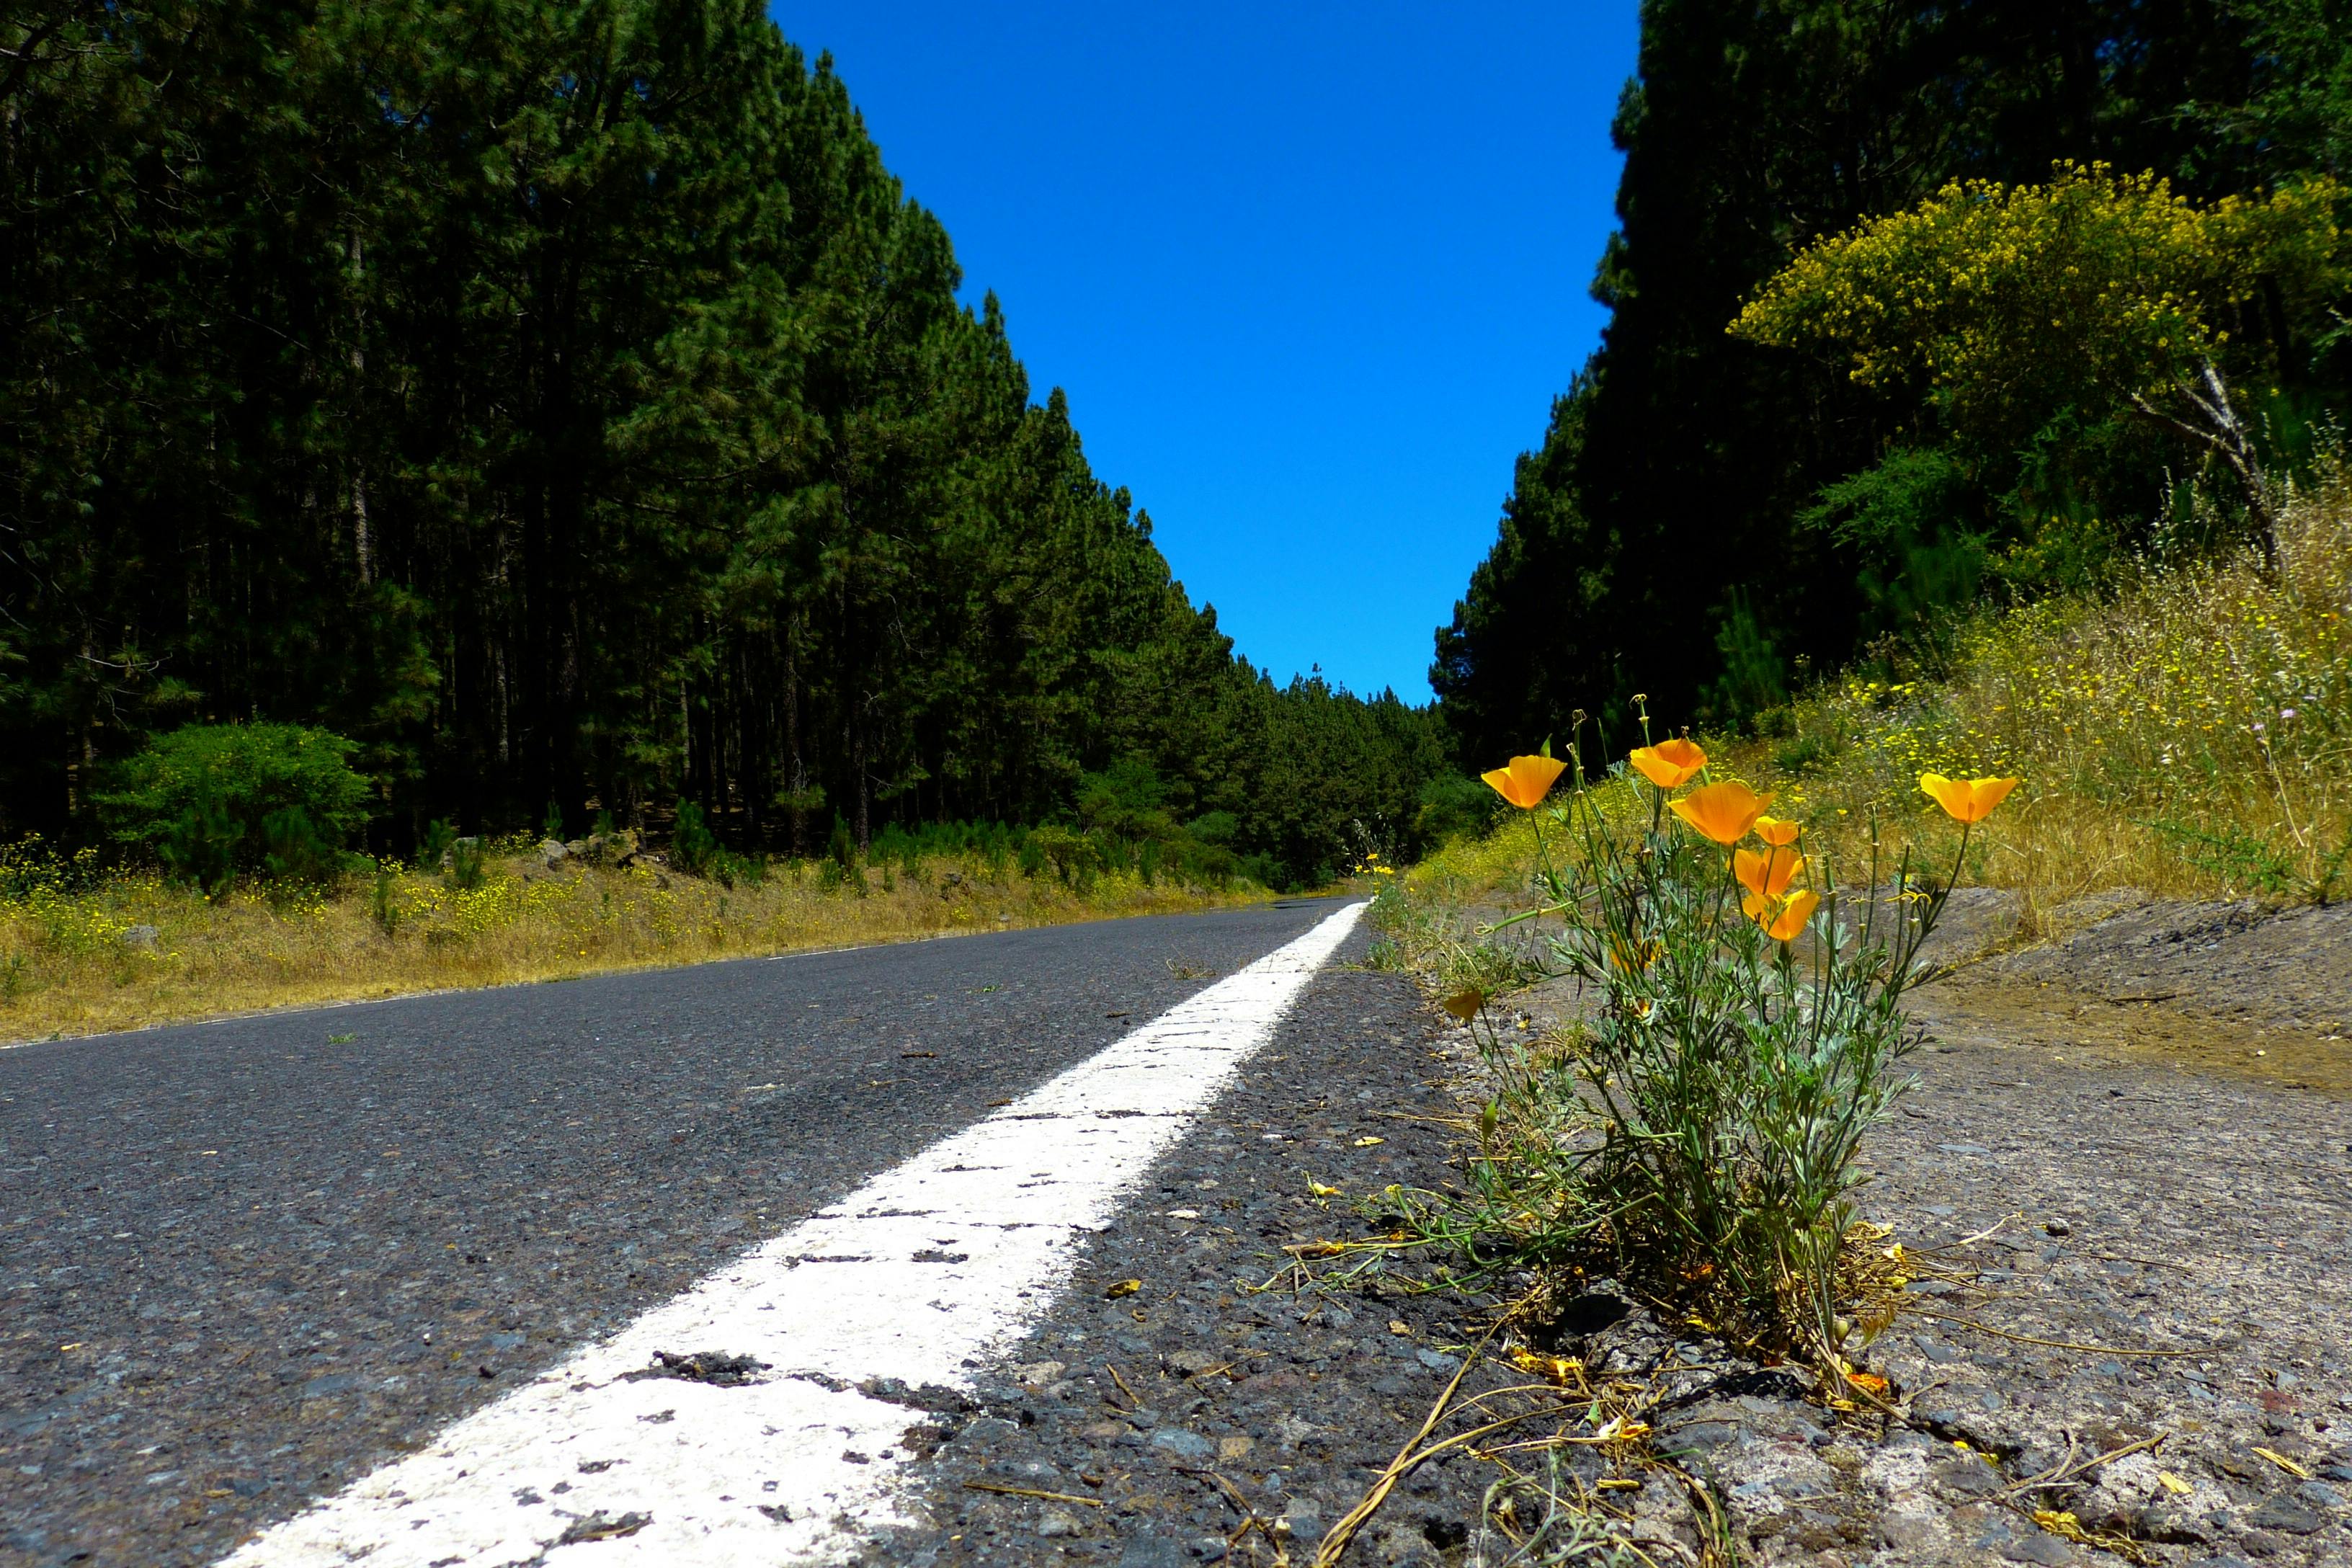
[1753,472,2352,913]
[0,847,1261,1045]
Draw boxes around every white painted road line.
[220,901,1366,1567]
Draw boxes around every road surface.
[1,899,1364,1566]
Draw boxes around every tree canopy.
[1436,0,2352,759]
[0,0,1446,886]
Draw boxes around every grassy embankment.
[0,844,1262,1044]
[1402,472,2352,940]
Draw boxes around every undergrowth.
[0,835,1259,1043]
[1745,470,2352,915]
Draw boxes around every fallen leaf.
[1351,1136,1385,1148]
[1388,1320,1412,1336]
[2158,1472,2193,1495]
[2253,1446,2314,1480]
[1102,1279,1141,1299]
[1846,1371,1889,1395]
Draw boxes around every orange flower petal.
[1667,780,1771,845]
[1966,776,2021,817]
[1629,737,1707,790]
[1735,847,1805,899]
[1920,772,2021,823]
[1483,754,1568,810]
[1766,888,1819,942]
[1753,815,1801,847]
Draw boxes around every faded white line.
[220,901,1365,1567]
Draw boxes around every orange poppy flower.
[1482,754,1568,810]
[1734,847,1805,901]
[1629,737,1707,789]
[1667,780,1771,845]
[1919,773,2020,823]
[1754,888,1818,942]
[1753,815,1801,847]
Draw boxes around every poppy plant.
[1919,773,2020,824]
[1667,780,1772,845]
[1630,738,1707,790]
[1756,888,1819,942]
[1482,754,1569,810]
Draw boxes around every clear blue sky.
[770,3,1639,701]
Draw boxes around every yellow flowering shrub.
[1731,164,2346,424]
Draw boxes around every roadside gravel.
[875,956,1510,1568]
[881,890,2352,1568]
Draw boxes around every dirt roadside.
[870,892,2350,1567]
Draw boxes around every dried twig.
[1104,1361,1145,1407]
[1998,1431,2167,1497]
[961,1480,1104,1507]
[1907,1309,2201,1357]
[1313,1332,1493,1567]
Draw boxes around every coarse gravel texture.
[875,886,2352,1568]
[870,950,1518,1568]
[1492,887,2352,1567]
[0,900,1348,1568]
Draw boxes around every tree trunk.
[2126,359,2278,573]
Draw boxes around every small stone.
[1115,1536,1190,1568]
[2000,1531,2077,1563]
[120,924,160,951]
[2043,1218,2071,1237]
[2245,1493,2323,1534]
[1146,1427,1214,1461]
[1162,1348,1221,1378]
[1038,1509,1083,1538]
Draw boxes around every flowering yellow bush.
[1732,164,2345,403]
[1732,164,2348,554]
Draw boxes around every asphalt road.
[0,899,1353,1568]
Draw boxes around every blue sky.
[770,3,1639,701]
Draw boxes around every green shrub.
[445,835,486,891]
[419,818,459,868]
[370,862,403,936]
[259,806,347,886]
[1411,773,1502,845]
[672,801,719,876]
[97,723,374,895]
